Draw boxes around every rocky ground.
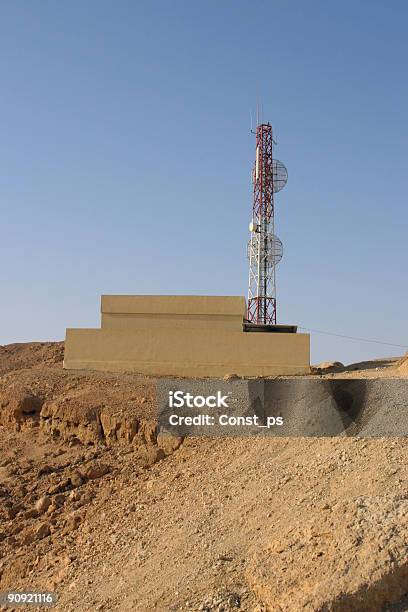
[0,342,407,611]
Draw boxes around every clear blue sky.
[1,0,407,364]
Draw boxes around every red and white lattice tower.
[247,123,287,325]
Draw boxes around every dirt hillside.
[0,342,407,611]
[398,354,408,376]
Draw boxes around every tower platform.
[64,295,310,378]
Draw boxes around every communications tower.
[246,123,287,325]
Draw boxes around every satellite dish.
[272,159,288,193]
[265,233,283,264]
[249,220,258,233]
[247,233,283,266]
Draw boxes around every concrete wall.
[101,295,247,316]
[64,295,310,377]
[101,295,246,332]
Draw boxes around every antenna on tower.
[246,121,288,325]
[256,87,261,126]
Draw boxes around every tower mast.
[247,122,287,325]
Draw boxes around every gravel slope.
[0,342,407,611]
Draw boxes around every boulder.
[157,433,183,455]
[82,463,110,480]
[311,361,345,374]
[0,385,43,428]
[223,373,240,381]
[35,496,51,514]
[69,470,83,488]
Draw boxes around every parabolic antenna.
[247,233,283,266]
[272,159,288,193]
[265,233,283,264]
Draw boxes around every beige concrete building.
[64,295,310,377]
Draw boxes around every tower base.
[64,295,310,378]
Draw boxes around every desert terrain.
[0,342,407,611]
